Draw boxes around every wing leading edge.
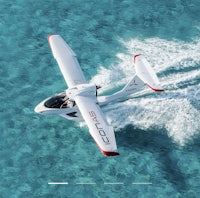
[75,95,119,156]
[48,35,86,88]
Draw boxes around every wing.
[48,35,87,88]
[75,95,119,156]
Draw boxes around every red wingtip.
[91,135,119,157]
[101,150,120,156]
[47,35,53,43]
[134,54,141,63]
[147,84,164,92]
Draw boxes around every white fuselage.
[34,35,164,156]
[34,84,127,121]
[34,54,163,121]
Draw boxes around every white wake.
[91,37,200,146]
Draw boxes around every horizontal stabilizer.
[134,54,164,92]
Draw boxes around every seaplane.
[35,35,164,156]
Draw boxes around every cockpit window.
[44,92,76,109]
[44,95,66,108]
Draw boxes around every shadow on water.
[116,125,188,193]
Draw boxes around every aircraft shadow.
[116,125,189,193]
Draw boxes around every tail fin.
[122,54,163,94]
[98,54,163,105]
[121,75,145,94]
[134,54,164,92]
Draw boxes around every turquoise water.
[1,0,200,197]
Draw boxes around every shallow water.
[0,0,200,197]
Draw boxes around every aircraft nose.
[34,104,44,114]
[34,105,40,113]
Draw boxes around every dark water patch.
[176,77,200,90]
[161,64,200,78]
[116,125,188,193]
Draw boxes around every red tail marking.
[147,84,164,92]
[134,54,141,63]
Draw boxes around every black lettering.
[102,136,110,144]
[95,123,102,129]
[99,130,106,136]
[89,111,111,145]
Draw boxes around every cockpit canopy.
[44,92,66,108]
